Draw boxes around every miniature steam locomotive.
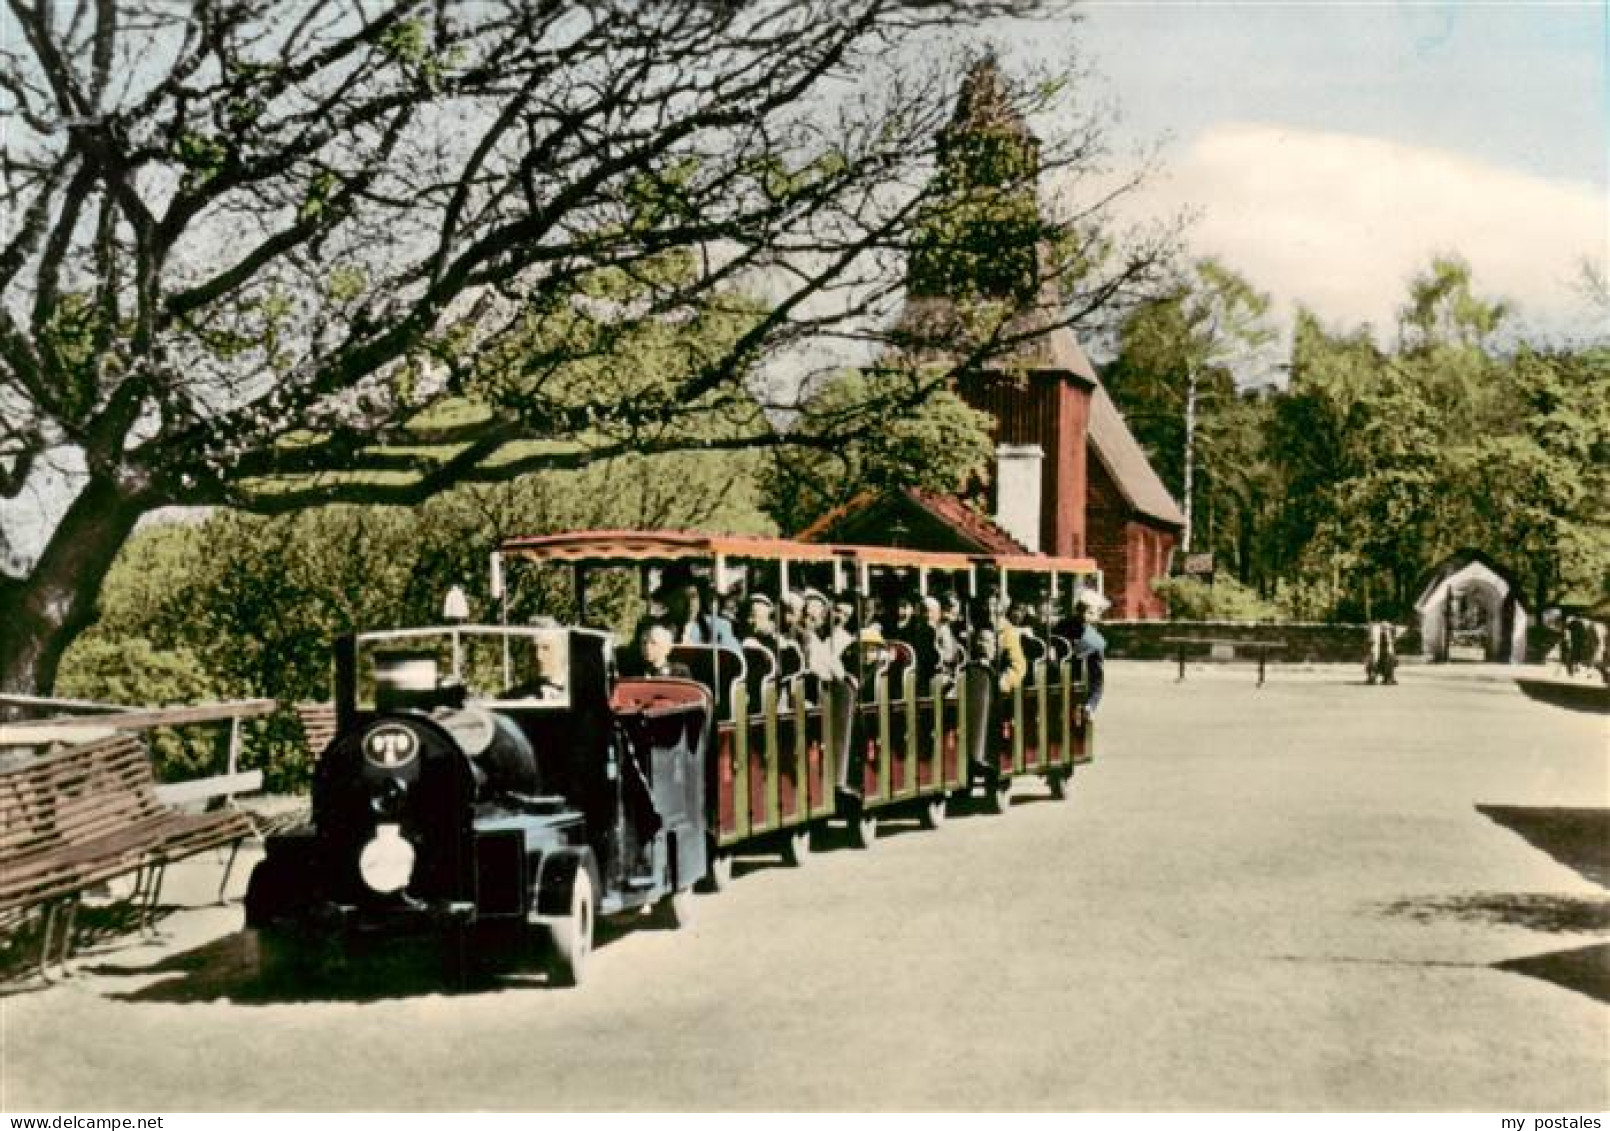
[245,626,711,985]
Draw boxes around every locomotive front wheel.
[919,796,948,830]
[782,826,812,867]
[547,868,595,988]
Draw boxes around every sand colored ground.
[3,660,1606,1111]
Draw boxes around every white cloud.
[1110,122,1607,338]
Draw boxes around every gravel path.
[4,661,1606,1111]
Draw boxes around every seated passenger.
[741,593,782,655]
[884,594,919,644]
[1054,592,1107,718]
[829,596,857,662]
[983,589,1028,695]
[942,592,971,656]
[654,564,739,650]
[622,621,693,680]
[796,589,847,684]
[922,596,960,683]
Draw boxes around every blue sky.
[1001,2,1608,338]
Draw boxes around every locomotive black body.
[245,626,711,986]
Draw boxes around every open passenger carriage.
[497,531,1103,880]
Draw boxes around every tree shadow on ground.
[1376,892,1610,933]
[1512,678,1610,714]
[1374,804,1610,1005]
[1493,941,1610,1004]
[1,899,150,995]
[1476,805,1610,888]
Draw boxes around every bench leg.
[217,840,243,905]
[135,860,167,935]
[1177,646,1187,682]
[1258,654,1267,688]
[36,898,80,983]
[37,901,60,983]
[56,898,80,977]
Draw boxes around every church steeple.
[907,55,1048,307]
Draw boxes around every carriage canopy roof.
[499,530,1097,578]
[499,529,840,565]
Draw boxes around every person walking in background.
[1365,621,1397,686]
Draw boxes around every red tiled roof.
[793,491,879,546]
[794,487,1030,557]
[903,488,1030,555]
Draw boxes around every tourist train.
[245,531,1104,986]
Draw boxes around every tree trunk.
[0,477,147,696]
[1181,365,1197,554]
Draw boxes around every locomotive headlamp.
[358,823,416,894]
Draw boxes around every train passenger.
[983,590,1028,695]
[1056,592,1107,718]
[924,595,961,680]
[741,593,782,655]
[796,589,848,683]
[622,621,694,680]
[829,596,857,661]
[942,592,970,656]
[1011,602,1046,666]
[656,565,739,650]
[884,594,920,645]
[780,590,803,636]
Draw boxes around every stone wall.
[1101,620,1371,663]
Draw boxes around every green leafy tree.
[1458,345,1610,610]
[1265,255,1602,620]
[1104,258,1279,562]
[760,369,995,534]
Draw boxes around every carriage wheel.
[1047,768,1074,802]
[848,809,877,850]
[547,868,594,988]
[919,795,948,830]
[700,839,735,894]
[782,825,813,867]
[984,776,1012,815]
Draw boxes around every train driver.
[507,623,570,702]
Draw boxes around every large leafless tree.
[1,0,1167,694]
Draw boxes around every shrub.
[1151,574,1281,622]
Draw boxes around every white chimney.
[994,443,1043,553]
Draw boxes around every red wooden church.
[798,59,1183,620]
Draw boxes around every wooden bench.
[0,735,254,980]
[1161,637,1286,687]
[295,702,338,756]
